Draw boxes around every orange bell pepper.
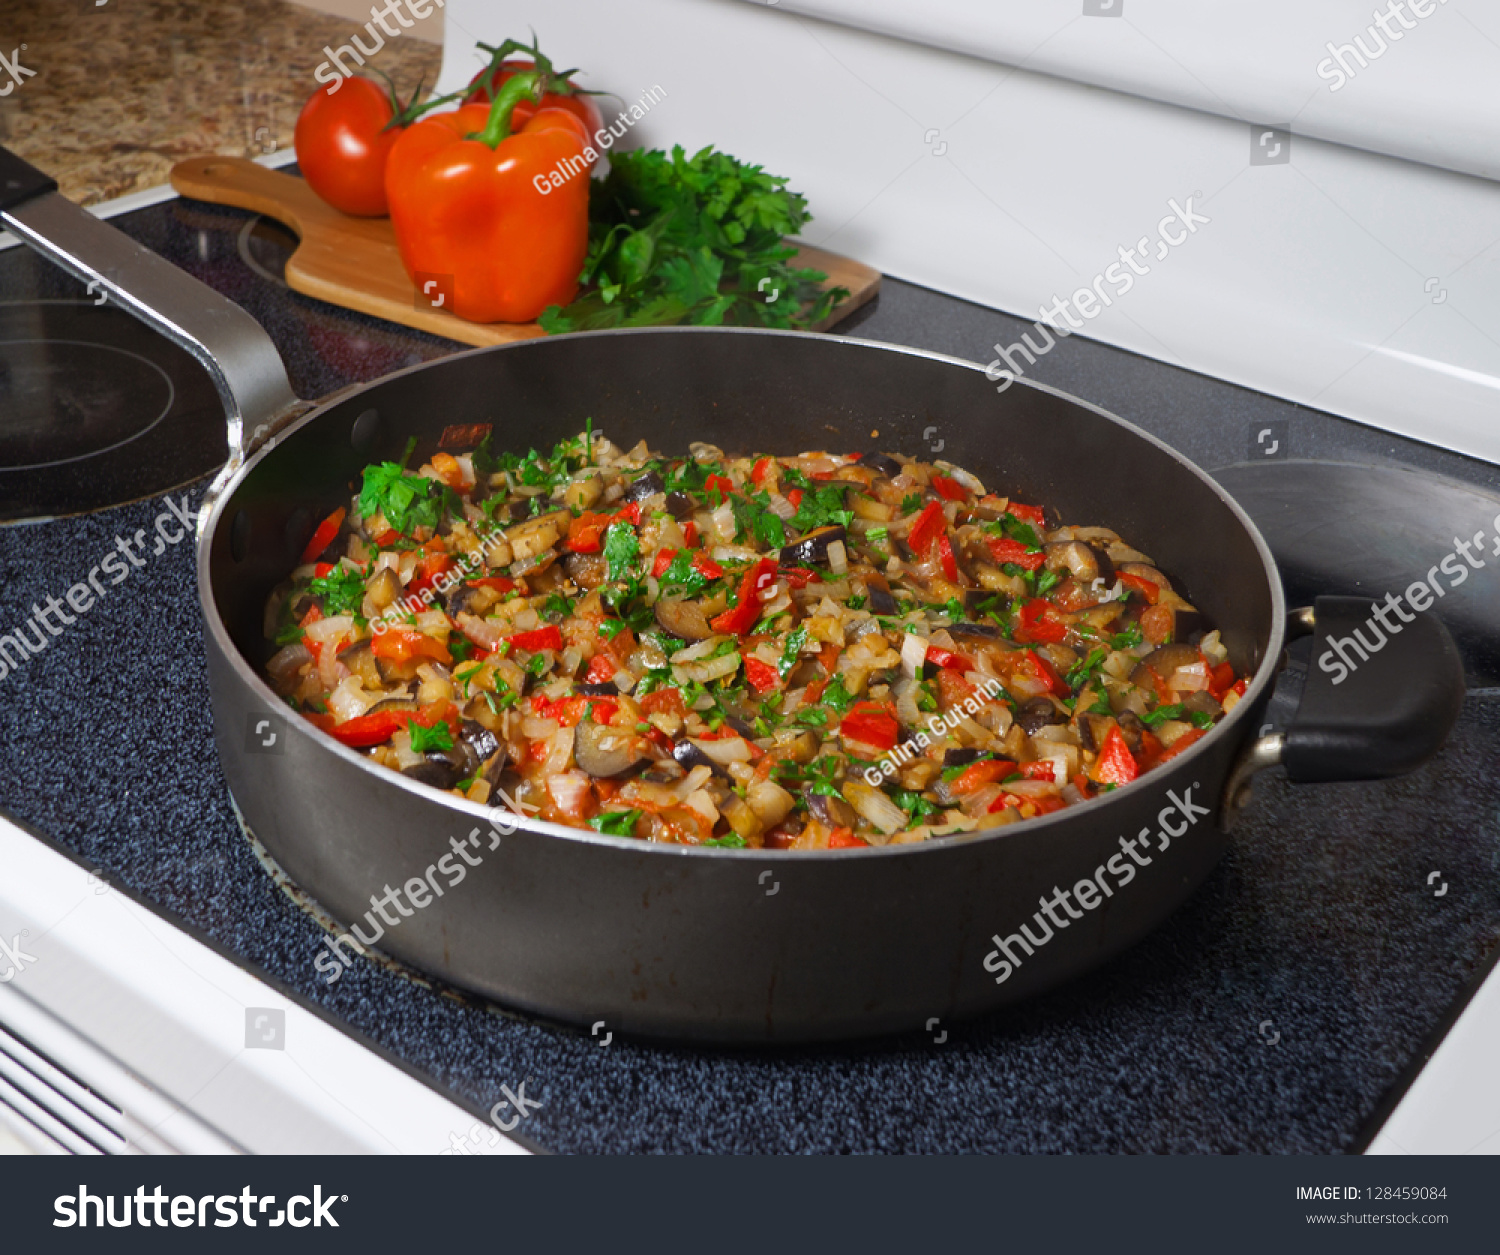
[385,70,591,323]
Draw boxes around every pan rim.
[198,325,1288,859]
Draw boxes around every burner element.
[0,339,173,468]
[0,302,225,522]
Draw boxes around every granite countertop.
[0,0,441,206]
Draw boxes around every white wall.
[437,0,1500,465]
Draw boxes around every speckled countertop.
[0,0,441,206]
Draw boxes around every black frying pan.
[0,148,1465,1042]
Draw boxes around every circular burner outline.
[0,336,177,470]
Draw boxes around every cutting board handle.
[170,155,340,239]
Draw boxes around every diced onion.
[900,630,928,678]
[843,779,908,836]
[328,676,375,723]
[672,652,741,685]
[746,778,795,828]
[1169,663,1210,693]
[689,736,752,765]
[827,539,848,575]
[267,642,311,685]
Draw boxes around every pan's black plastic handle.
[0,146,57,212]
[1283,594,1465,783]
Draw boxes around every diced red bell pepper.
[326,710,406,748]
[840,701,899,751]
[907,500,946,558]
[683,521,699,547]
[507,624,563,653]
[750,457,774,486]
[1229,678,1248,698]
[1156,727,1206,765]
[612,501,642,527]
[371,528,400,548]
[651,547,678,578]
[779,565,816,589]
[951,759,1016,794]
[1020,760,1056,781]
[1095,725,1139,786]
[1007,502,1045,526]
[936,667,977,709]
[704,473,734,500]
[466,575,517,593]
[804,678,827,704]
[937,531,959,581]
[929,473,967,502]
[828,828,868,848]
[1207,660,1237,700]
[1025,649,1068,696]
[640,688,685,717]
[986,536,1046,570]
[313,562,335,579]
[709,557,778,635]
[301,506,346,564]
[372,629,451,665]
[584,653,617,684]
[742,654,780,695]
[785,488,803,510]
[1117,572,1161,604]
[1017,598,1067,644]
[691,552,724,580]
[567,511,611,553]
[925,646,975,672]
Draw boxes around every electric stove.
[2,188,1497,1154]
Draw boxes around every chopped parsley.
[790,483,853,534]
[307,565,366,618]
[702,833,748,848]
[1142,703,1216,730]
[1110,623,1145,651]
[603,521,640,582]
[408,719,454,753]
[359,463,449,535]
[900,493,923,515]
[589,809,643,836]
[1065,647,1107,692]
[778,626,809,677]
[731,490,787,549]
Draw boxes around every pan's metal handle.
[0,145,306,528]
[1224,597,1465,823]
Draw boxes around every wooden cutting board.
[169,156,881,346]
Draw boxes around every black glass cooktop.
[0,191,1497,1154]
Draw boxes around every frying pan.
[0,148,1466,1043]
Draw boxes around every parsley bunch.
[538,145,849,333]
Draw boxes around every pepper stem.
[469,68,545,148]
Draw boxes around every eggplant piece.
[781,524,846,567]
[1181,689,1223,720]
[564,550,608,591]
[364,696,424,717]
[942,747,986,767]
[338,639,383,688]
[672,740,733,778]
[1078,713,1116,754]
[863,572,899,616]
[1018,696,1064,734]
[575,719,649,778]
[664,490,695,520]
[441,583,484,619]
[807,790,859,829]
[856,451,902,478]
[460,719,501,764]
[403,758,460,790]
[1115,710,1147,756]
[621,470,665,503]
[654,597,714,642]
[948,620,1003,640]
[721,713,759,741]
[1044,541,1101,585]
[1152,601,1205,645]
[578,681,617,696]
[1128,642,1201,689]
[1088,544,1116,588]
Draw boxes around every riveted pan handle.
[1224,596,1465,820]
[0,145,305,509]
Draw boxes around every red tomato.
[840,702,899,751]
[742,654,780,695]
[1094,726,1139,786]
[465,58,604,145]
[301,506,345,564]
[294,77,403,217]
